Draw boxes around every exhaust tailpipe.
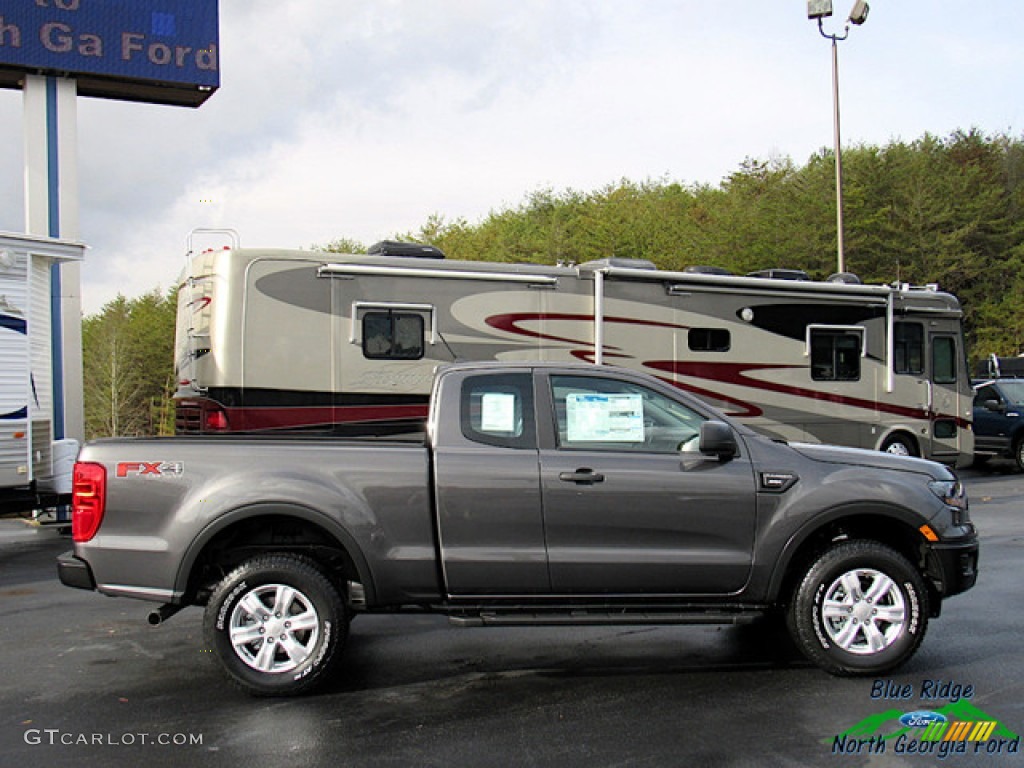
[148,603,183,626]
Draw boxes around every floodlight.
[808,0,833,19]
[848,0,869,25]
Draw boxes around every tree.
[82,289,177,439]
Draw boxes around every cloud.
[0,1,1021,314]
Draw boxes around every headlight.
[928,479,970,525]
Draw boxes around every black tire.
[204,553,348,696]
[787,540,928,676]
[1014,438,1024,473]
[880,434,917,458]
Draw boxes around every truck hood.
[788,442,953,480]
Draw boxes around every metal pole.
[24,74,84,444]
[831,37,845,274]
[593,269,605,365]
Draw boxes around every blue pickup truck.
[972,376,1024,471]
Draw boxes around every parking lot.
[1,464,1022,768]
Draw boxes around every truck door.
[537,372,757,595]
[928,333,966,463]
[432,371,550,595]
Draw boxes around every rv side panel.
[29,255,53,481]
[0,252,30,488]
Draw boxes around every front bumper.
[57,550,96,591]
[929,538,979,599]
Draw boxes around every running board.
[448,609,764,628]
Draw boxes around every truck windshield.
[998,381,1024,405]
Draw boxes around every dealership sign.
[0,0,219,107]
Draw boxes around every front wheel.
[204,553,348,696]
[788,540,928,676]
[880,434,917,457]
[1014,438,1024,472]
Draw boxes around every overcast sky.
[1,1,1022,314]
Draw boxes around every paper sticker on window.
[566,393,644,442]
[481,392,517,433]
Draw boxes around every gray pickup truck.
[59,362,978,696]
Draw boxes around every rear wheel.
[1014,438,1024,472]
[204,553,347,696]
[788,540,928,676]
[880,434,917,457]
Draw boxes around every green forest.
[83,129,1024,439]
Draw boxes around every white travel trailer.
[174,239,974,466]
[0,232,84,516]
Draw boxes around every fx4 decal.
[116,461,185,478]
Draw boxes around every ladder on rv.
[182,229,239,394]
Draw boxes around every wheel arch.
[769,508,937,614]
[175,503,376,607]
[1011,424,1024,457]
[876,429,922,457]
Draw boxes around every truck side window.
[688,328,730,352]
[810,329,861,381]
[973,385,999,407]
[460,373,535,450]
[550,375,705,454]
[894,322,924,375]
[362,311,424,360]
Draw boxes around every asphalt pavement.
[0,464,1022,767]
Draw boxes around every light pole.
[808,1,869,275]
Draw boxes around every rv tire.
[880,434,917,457]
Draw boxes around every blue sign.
[0,1,219,107]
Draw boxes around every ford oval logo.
[900,711,948,728]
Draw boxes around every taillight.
[72,462,107,543]
[205,408,229,431]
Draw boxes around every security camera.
[808,0,833,19]
[848,0,869,25]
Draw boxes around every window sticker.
[566,393,644,442]
[480,392,517,433]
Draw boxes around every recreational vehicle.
[174,238,974,466]
[0,233,84,516]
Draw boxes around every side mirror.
[983,399,1004,413]
[699,421,738,461]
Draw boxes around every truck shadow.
[328,615,813,696]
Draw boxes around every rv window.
[688,328,731,352]
[810,329,861,381]
[362,312,424,360]
[932,336,957,385]
[460,374,535,450]
[894,323,924,375]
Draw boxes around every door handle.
[559,469,605,485]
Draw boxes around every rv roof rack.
[890,281,941,293]
[827,272,862,285]
[684,265,733,276]
[367,241,445,259]
[976,354,1024,380]
[580,257,657,270]
[747,268,810,281]
[187,228,239,256]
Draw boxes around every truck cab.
[972,378,1024,470]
